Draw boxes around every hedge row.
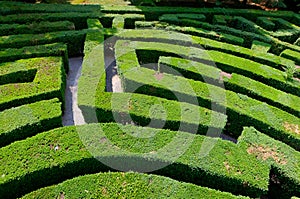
[0,57,66,111]
[0,1,100,15]
[250,40,271,53]
[22,172,249,199]
[116,29,295,77]
[120,59,300,150]
[0,98,62,148]
[0,43,69,73]
[0,29,90,56]
[135,21,245,46]
[0,123,269,198]
[101,5,297,22]
[0,12,99,29]
[256,17,275,31]
[114,33,300,97]
[238,127,300,198]
[79,20,227,135]
[100,13,145,29]
[159,56,300,117]
[280,49,300,65]
[0,20,75,36]
[158,16,269,48]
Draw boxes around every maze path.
[0,2,300,198]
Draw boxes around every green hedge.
[0,43,69,73]
[135,21,244,46]
[0,29,89,56]
[0,1,100,15]
[159,56,300,117]
[280,49,300,65]
[22,172,249,199]
[0,98,62,147]
[114,32,300,97]
[0,123,269,198]
[116,29,294,77]
[0,21,75,36]
[256,17,275,31]
[251,40,271,53]
[0,12,99,29]
[120,60,300,150]
[238,127,300,198]
[0,57,66,111]
[101,13,145,29]
[80,20,227,135]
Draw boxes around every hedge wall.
[0,123,269,198]
[0,99,62,147]
[238,127,300,198]
[21,172,249,199]
[0,57,66,111]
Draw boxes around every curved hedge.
[22,172,249,199]
[0,123,269,198]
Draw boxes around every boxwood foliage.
[0,1,100,15]
[0,98,62,147]
[118,53,300,151]
[0,57,66,111]
[238,127,300,198]
[0,123,269,198]
[79,18,227,135]
[0,43,69,73]
[0,29,90,56]
[135,21,245,46]
[159,56,300,117]
[0,12,99,30]
[280,49,300,65]
[0,21,75,36]
[118,33,300,98]
[21,172,249,199]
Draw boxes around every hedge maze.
[1,1,300,198]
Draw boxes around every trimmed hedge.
[0,57,66,111]
[120,60,300,150]
[238,127,300,198]
[0,29,89,56]
[256,17,275,31]
[114,33,300,97]
[79,20,227,135]
[0,123,269,198]
[101,13,145,29]
[0,21,75,36]
[135,21,244,46]
[22,172,249,199]
[280,49,300,65]
[0,12,99,29]
[159,56,300,117]
[0,43,69,72]
[116,29,295,76]
[0,1,100,15]
[0,98,62,147]
[251,40,271,53]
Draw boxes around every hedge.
[0,1,100,15]
[79,20,227,135]
[0,43,69,73]
[238,127,300,198]
[116,29,295,76]
[280,49,300,65]
[0,12,99,30]
[101,5,296,22]
[101,13,145,29]
[22,172,249,199]
[0,57,66,111]
[256,17,275,31]
[159,56,300,117]
[114,40,300,150]
[0,98,62,147]
[0,29,89,56]
[0,21,75,36]
[0,123,269,198]
[114,33,300,97]
[251,40,271,53]
[135,21,244,46]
